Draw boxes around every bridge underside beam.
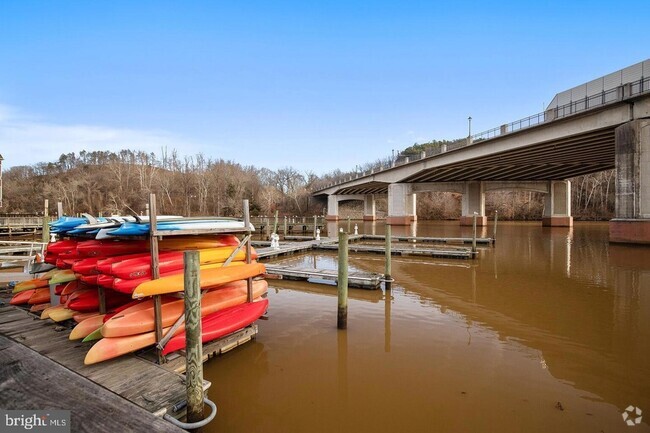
[610,119,650,244]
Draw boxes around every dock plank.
[0,305,210,419]
[0,335,185,433]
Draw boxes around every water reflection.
[205,222,650,433]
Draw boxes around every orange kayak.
[73,311,101,323]
[10,289,36,305]
[132,263,266,298]
[30,303,51,312]
[28,288,51,305]
[85,294,267,365]
[69,299,153,340]
[103,280,268,337]
[61,280,81,296]
[13,278,49,293]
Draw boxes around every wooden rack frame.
[147,193,254,364]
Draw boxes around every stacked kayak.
[9,213,267,366]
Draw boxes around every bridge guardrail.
[319,75,649,190]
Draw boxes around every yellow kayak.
[132,263,266,298]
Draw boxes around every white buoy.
[316,228,321,241]
[354,224,358,235]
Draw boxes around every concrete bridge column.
[542,181,573,227]
[363,195,376,221]
[610,119,650,244]
[461,181,486,226]
[326,195,339,221]
[387,183,416,225]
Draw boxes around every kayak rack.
[145,193,259,426]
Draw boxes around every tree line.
[1,148,615,220]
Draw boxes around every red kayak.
[96,253,151,274]
[47,239,79,254]
[80,274,100,285]
[162,299,268,355]
[97,274,115,288]
[72,257,102,275]
[76,240,149,258]
[108,246,254,280]
[66,289,132,312]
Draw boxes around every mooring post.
[273,210,279,235]
[337,229,349,329]
[493,211,498,244]
[243,200,253,302]
[472,212,478,256]
[313,215,317,239]
[149,193,164,364]
[385,224,392,290]
[57,201,63,219]
[265,216,271,240]
[283,216,288,239]
[184,250,204,424]
[42,199,49,243]
[347,216,351,234]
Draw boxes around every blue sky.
[0,1,648,174]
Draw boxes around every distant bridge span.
[314,62,650,244]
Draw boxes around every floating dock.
[314,243,474,259]
[362,234,494,245]
[264,264,382,289]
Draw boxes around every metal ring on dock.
[163,397,217,430]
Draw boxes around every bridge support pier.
[610,119,650,244]
[326,195,339,221]
[542,180,573,227]
[461,181,486,226]
[363,195,376,221]
[387,184,416,225]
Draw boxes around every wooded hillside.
[1,148,615,220]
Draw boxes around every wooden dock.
[314,243,474,259]
[0,303,209,423]
[0,333,185,433]
[265,264,383,289]
[362,234,494,244]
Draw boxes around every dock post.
[184,250,204,424]
[347,216,351,234]
[97,287,106,314]
[243,200,253,302]
[149,193,164,364]
[283,216,288,240]
[313,215,317,239]
[493,211,498,244]
[472,212,478,256]
[337,229,349,329]
[42,199,49,243]
[385,224,392,290]
[273,210,279,235]
[57,201,63,219]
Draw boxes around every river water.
[204,221,649,433]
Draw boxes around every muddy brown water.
[205,221,649,433]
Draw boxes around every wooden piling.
[243,200,253,302]
[184,250,204,424]
[149,194,164,364]
[313,215,317,239]
[347,216,351,234]
[493,211,498,244]
[42,199,49,243]
[472,213,477,256]
[57,201,63,219]
[273,210,279,234]
[385,224,392,290]
[337,230,349,329]
[283,216,288,239]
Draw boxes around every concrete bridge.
[314,60,650,244]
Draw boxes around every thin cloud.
[0,103,198,168]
